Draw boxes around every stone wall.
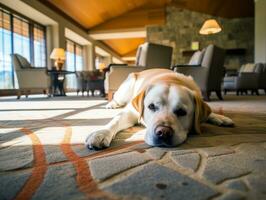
[147,7,254,70]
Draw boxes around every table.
[47,68,75,96]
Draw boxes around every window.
[0,9,12,89]
[66,39,83,89]
[66,39,83,71]
[0,7,46,89]
[13,16,30,62]
[33,24,46,68]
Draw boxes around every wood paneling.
[102,38,145,56]
[46,0,169,29]
[91,8,165,31]
[45,0,254,30]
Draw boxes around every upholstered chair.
[173,45,225,101]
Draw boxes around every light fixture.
[50,48,66,70]
[199,19,222,35]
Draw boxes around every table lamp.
[50,48,66,70]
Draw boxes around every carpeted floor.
[0,94,266,200]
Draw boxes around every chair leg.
[255,89,259,96]
[264,89,266,94]
[77,89,80,96]
[216,90,223,100]
[224,89,227,95]
[202,91,210,101]
[252,89,255,95]
[244,90,248,95]
[17,91,21,99]
[25,90,30,98]
[236,90,239,96]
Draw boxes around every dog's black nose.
[155,126,173,139]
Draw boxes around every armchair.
[173,45,225,101]
[223,63,265,95]
[105,42,173,100]
[11,54,49,99]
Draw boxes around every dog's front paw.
[105,100,120,109]
[219,115,234,126]
[85,129,112,149]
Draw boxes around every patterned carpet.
[0,94,266,200]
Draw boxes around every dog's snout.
[155,126,173,139]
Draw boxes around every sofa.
[223,63,266,95]
[173,45,225,101]
[105,42,173,100]
[11,54,49,98]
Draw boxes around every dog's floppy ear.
[193,92,211,134]
[131,85,153,120]
[132,90,145,118]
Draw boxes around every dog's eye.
[148,103,157,111]
[174,108,187,117]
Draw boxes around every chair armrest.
[174,66,208,89]
[106,66,145,91]
[15,68,49,88]
[172,64,200,70]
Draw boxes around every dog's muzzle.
[153,125,173,146]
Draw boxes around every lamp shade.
[50,48,66,60]
[199,19,222,35]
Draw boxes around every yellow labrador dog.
[85,69,233,149]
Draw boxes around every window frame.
[0,4,47,68]
[66,39,83,72]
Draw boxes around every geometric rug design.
[0,95,266,200]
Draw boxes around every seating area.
[0,1,266,200]
[223,63,266,95]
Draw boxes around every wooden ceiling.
[102,38,146,56]
[45,0,170,29]
[43,0,254,58]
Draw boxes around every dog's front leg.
[85,105,139,149]
[207,112,234,126]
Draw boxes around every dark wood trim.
[10,12,15,88]
[29,22,35,66]
[38,0,88,31]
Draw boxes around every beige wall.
[255,0,266,63]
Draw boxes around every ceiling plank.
[91,7,166,31]
[46,0,154,29]
[102,38,145,56]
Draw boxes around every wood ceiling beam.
[89,28,146,40]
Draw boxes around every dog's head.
[132,83,211,147]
